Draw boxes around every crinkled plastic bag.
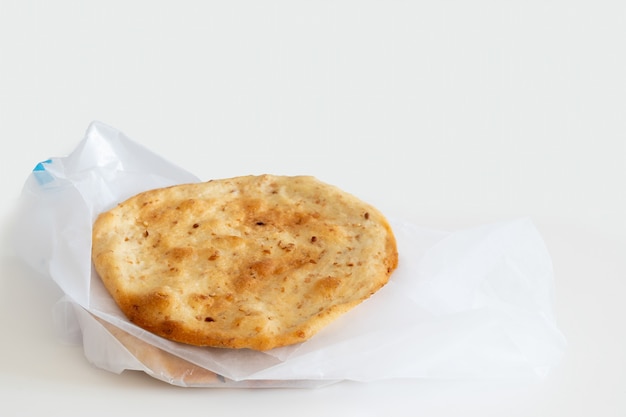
[13,121,567,387]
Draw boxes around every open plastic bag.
[14,121,566,387]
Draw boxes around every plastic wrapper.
[14,121,567,388]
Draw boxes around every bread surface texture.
[92,175,398,350]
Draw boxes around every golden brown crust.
[92,175,398,350]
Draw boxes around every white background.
[1,1,625,416]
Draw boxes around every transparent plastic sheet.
[14,121,567,388]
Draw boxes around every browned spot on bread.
[166,246,194,262]
[314,276,341,299]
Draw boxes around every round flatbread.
[92,175,398,350]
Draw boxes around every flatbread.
[92,175,398,350]
[95,316,221,386]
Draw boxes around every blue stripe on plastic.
[33,159,52,171]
